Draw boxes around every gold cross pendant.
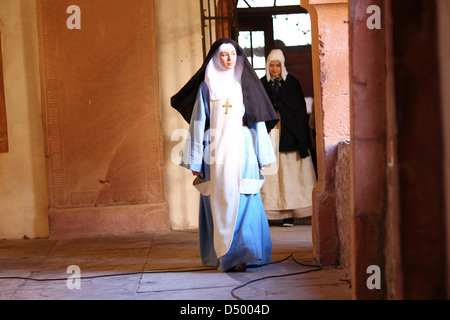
[222,99,232,115]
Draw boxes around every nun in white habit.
[171,39,278,272]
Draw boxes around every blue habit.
[181,82,275,271]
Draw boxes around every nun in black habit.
[171,39,279,272]
[260,49,316,226]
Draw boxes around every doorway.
[198,0,325,260]
[235,1,317,177]
[236,1,317,223]
[236,2,313,97]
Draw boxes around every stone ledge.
[49,202,170,238]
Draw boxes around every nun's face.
[219,48,237,69]
[269,61,282,78]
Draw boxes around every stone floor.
[0,222,352,302]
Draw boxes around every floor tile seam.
[9,239,62,298]
[253,263,333,298]
[5,279,28,300]
[253,266,269,299]
[136,284,237,294]
[136,232,157,294]
[262,280,351,288]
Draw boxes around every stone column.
[349,0,387,299]
[302,0,350,265]
[438,0,450,299]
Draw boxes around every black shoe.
[233,263,247,272]
[226,263,247,272]
[282,218,294,227]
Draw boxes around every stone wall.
[303,0,350,265]
[0,0,49,239]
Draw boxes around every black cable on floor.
[0,266,217,282]
[231,254,322,300]
[0,253,323,300]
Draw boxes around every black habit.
[261,74,311,158]
[171,38,279,132]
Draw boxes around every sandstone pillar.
[349,0,387,299]
[302,0,350,265]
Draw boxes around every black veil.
[170,38,279,131]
